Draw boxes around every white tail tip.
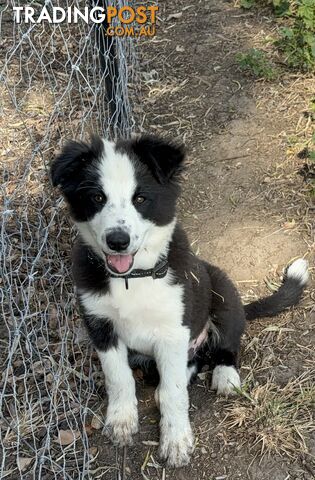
[286,258,309,286]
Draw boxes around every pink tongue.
[107,254,133,273]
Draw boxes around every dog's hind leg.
[204,263,246,395]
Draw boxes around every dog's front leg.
[154,332,194,467]
[97,340,138,446]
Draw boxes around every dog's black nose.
[106,230,130,252]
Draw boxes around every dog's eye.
[94,193,105,204]
[134,195,146,205]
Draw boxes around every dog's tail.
[244,258,309,321]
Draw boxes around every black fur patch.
[83,312,117,351]
[117,135,185,184]
[131,165,180,226]
[72,239,109,294]
[244,277,306,320]
[168,224,213,340]
[73,241,115,351]
[206,263,246,349]
[116,136,185,226]
[50,135,105,222]
[211,348,238,367]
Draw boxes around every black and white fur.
[51,135,309,467]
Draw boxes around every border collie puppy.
[51,135,308,467]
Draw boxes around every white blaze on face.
[75,140,152,261]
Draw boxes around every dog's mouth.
[105,253,135,275]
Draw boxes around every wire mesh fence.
[0,1,141,478]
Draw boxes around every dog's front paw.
[159,421,194,467]
[104,406,138,446]
[211,365,241,395]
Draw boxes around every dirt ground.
[88,1,315,479]
[1,1,314,479]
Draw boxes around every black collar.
[109,257,169,290]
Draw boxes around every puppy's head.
[51,134,185,274]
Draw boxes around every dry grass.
[223,372,315,457]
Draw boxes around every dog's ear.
[50,135,103,190]
[130,135,185,184]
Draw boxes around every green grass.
[238,0,315,71]
[236,48,278,79]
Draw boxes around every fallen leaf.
[89,446,98,458]
[91,416,102,430]
[17,457,32,470]
[283,219,296,229]
[45,373,54,383]
[84,424,93,436]
[167,12,182,20]
[32,361,44,375]
[48,306,58,329]
[262,176,271,183]
[55,429,80,445]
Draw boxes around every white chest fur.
[80,270,187,355]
